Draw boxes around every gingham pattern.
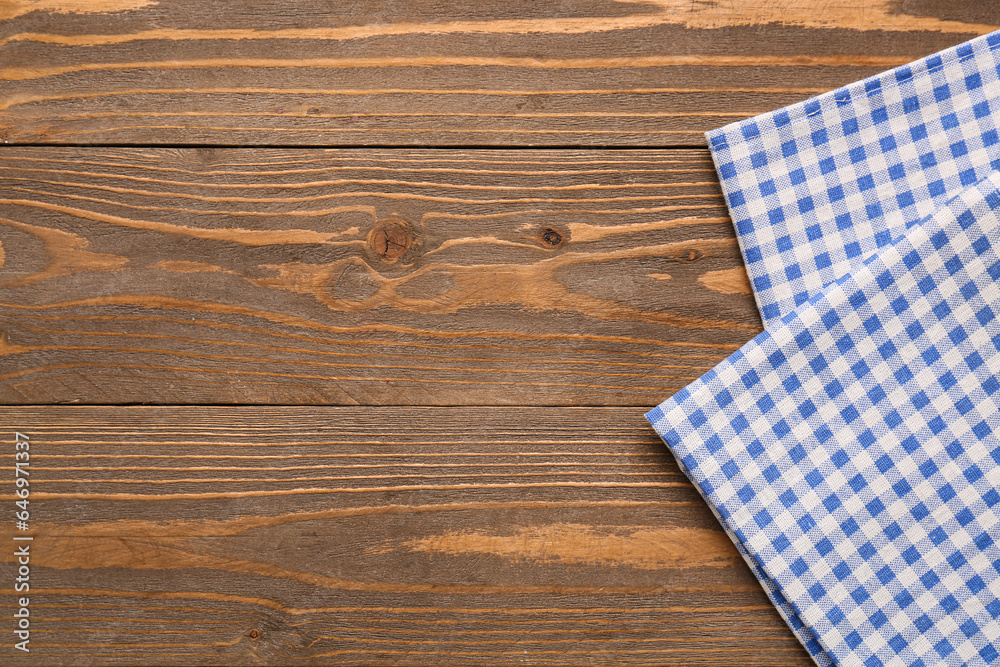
[647,171,1000,666]
[708,30,1000,327]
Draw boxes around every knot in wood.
[542,228,563,246]
[368,219,413,263]
[247,629,261,640]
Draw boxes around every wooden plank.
[0,146,763,406]
[0,1,995,146]
[0,406,811,665]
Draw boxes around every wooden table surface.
[1,2,996,664]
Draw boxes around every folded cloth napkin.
[710,30,1000,327]
[646,30,1000,667]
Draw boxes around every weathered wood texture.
[2,6,977,665]
[1,1,997,146]
[0,146,763,405]
[0,407,811,665]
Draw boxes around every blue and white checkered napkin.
[646,30,1000,667]
[710,30,1000,327]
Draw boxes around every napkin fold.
[647,29,1000,667]
[709,30,1000,327]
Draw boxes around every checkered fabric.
[649,171,1000,666]
[645,29,1000,667]
[708,30,1000,327]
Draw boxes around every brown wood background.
[1,1,998,664]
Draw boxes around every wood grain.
[0,1,995,146]
[0,146,762,405]
[1,5,962,663]
[0,406,811,665]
